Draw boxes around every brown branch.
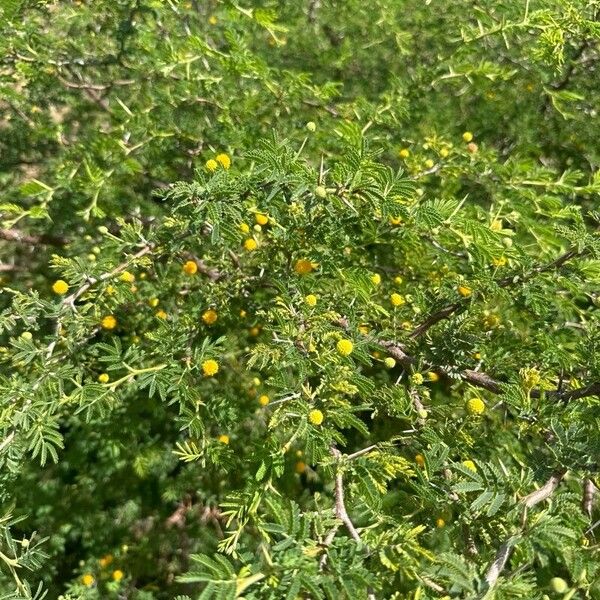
[583,478,596,519]
[410,247,583,340]
[0,228,67,246]
[485,469,567,589]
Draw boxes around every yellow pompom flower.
[239,222,250,234]
[458,285,472,298]
[384,357,396,369]
[99,553,113,567]
[101,315,117,330]
[98,373,110,384]
[255,213,269,225]
[205,159,218,172]
[52,279,69,295]
[411,373,424,385]
[156,310,167,320]
[249,326,260,336]
[295,461,307,474]
[336,339,354,356]
[112,569,124,582]
[309,409,324,426]
[202,309,218,325]
[427,371,439,382]
[216,153,231,169]
[294,259,314,275]
[208,15,217,25]
[424,159,434,169]
[466,397,486,416]
[183,260,198,275]
[462,460,477,472]
[82,574,95,587]
[148,298,159,308]
[399,148,410,159]
[492,256,507,267]
[462,131,474,142]
[120,271,135,283]
[370,273,382,285]
[390,293,406,307]
[243,238,258,252]
[218,434,230,444]
[304,294,317,307]
[259,394,270,406]
[202,359,219,377]
[436,518,446,528]
[440,147,450,158]
[415,453,425,467]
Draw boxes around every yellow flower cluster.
[205,153,231,171]
[202,359,219,377]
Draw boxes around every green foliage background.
[0,0,599,598]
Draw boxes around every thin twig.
[484,469,567,590]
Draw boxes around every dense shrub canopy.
[1,1,600,599]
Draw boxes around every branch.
[484,469,567,589]
[0,228,67,246]
[410,247,583,339]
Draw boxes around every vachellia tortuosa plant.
[0,0,600,599]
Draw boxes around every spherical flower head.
[315,185,327,199]
[98,373,110,384]
[99,553,113,567]
[399,148,410,159]
[52,279,69,295]
[462,460,477,472]
[202,309,218,325]
[358,324,370,335]
[148,298,159,308]
[295,461,307,473]
[82,574,95,587]
[483,314,500,329]
[249,326,260,336]
[394,275,403,285]
[424,159,434,169]
[427,371,439,382]
[411,372,424,385]
[458,285,472,298]
[415,453,425,467]
[467,142,478,154]
[550,578,569,594]
[462,131,474,143]
[243,238,258,252]
[101,315,117,330]
[370,273,381,285]
[466,397,486,416]
[202,359,219,377]
[208,15,218,25]
[183,260,198,275]
[384,357,396,369]
[255,213,269,225]
[205,159,218,172]
[490,219,503,231]
[309,409,324,426]
[390,293,406,307]
[216,153,231,169]
[435,518,446,528]
[304,294,317,307]
[306,121,316,132]
[492,256,507,267]
[218,434,230,444]
[239,222,250,234]
[294,259,314,275]
[119,271,135,283]
[440,147,449,158]
[336,339,354,357]
[258,394,270,406]
[156,310,167,320]
[112,569,124,582]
